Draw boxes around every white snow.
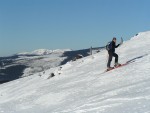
[9,49,71,77]
[0,31,150,113]
[21,53,66,77]
[17,49,71,56]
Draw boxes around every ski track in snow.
[0,31,150,113]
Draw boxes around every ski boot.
[114,63,121,68]
[107,67,114,71]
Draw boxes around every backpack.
[106,41,112,51]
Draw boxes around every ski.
[105,62,128,72]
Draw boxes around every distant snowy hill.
[0,31,150,113]
[17,49,72,56]
[0,49,69,83]
[0,48,96,83]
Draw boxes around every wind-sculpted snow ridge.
[0,31,150,113]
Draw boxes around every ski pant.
[107,51,118,68]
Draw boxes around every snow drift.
[0,31,150,113]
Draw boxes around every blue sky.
[0,0,150,56]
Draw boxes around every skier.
[107,37,121,71]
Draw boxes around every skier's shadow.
[126,54,148,64]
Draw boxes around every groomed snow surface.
[0,31,150,113]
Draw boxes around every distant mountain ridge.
[0,47,103,84]
[17,49,72,56]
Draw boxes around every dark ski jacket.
[109,41,120,53]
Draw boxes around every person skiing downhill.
[107,37,121,71]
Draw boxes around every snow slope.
[0,31,150,113]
